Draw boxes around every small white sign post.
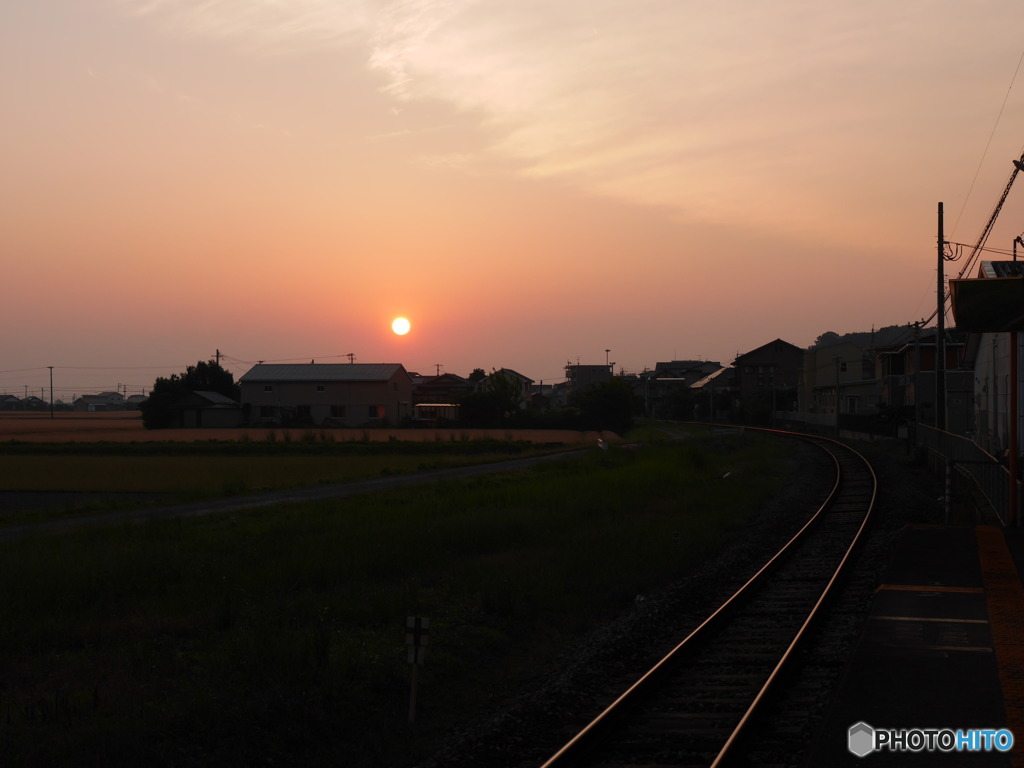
[406,616,429,724]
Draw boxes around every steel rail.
[709,434,878,767]
[538,430,877,768]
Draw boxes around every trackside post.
[406,616,429,724]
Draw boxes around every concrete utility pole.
[48,366,54,419]
[936,202,946,431]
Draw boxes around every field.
[0,412,610,445]
[0,413,612,521]
[0,416,798,766]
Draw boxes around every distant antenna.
[345,353,356,364]
[435,363,443,376]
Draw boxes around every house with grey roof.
[0,394,22,411]
[238,363,413,427]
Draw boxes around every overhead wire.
[918,42,1024,330]
[950,46,1024,240]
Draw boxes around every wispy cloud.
[118,0,370,54]
[361,0,899,231]
[115,0,1019,239]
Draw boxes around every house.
[125,394,148,410]
[564,364,613,395]
[411,373,475,404]
[951,260,1024,454]
[734,339,803,420]
[488,368,534,410]
[889,330,969,435]
[406,372,474,425]
[690,366,735,421]
[650,360,721,384]
[799,341,874,418]
[167,391,242,428]
[239,363,413,427]
[73,392,126,412]
[638,361,724,418]
[0,395,22,411]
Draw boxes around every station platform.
[805,524,1024,766]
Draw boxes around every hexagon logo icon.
[848,722,875,757]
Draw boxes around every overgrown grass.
[0,439,567,525]
[0,431,794,767]
[0,451,547,495]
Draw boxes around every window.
[368,405,385,418]
[316,385,325,392]
[260,406,275,417]
[330,405,346,418]
[264,385,273,392]
[297,405,311,420]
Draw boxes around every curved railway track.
[538,431,878,768]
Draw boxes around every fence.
[916,424,1016,526]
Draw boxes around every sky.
[4,0,1024,399]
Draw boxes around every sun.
[391,317,411,336]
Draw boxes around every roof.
[495,367,534,383]
[734,338,804,363]
[239,363,407,383]
[691,367,733,389]
[193,391,239,406]
[950,261,1024,332]
[981,261,1024,278]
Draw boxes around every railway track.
[538,432,878,768]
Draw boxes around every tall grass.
[0,432,792,767]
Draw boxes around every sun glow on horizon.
[391,317,411,335]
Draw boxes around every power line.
[951,44,1024,240]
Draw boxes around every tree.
[484,369,524,415]
[467,368,487,383]
[139,360,240,429]
[457,369,523,427]
[572,378,639,434]
[812,331,841,348]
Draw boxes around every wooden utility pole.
[936,202,946,431]
[1011,332,1019,526]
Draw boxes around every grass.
[0,439,568,526]
[0,430,795,767]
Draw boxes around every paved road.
[0,449,585,542]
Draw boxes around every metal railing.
[917,424,1015,525]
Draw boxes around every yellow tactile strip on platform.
[976,525,1024,768]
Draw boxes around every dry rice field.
[0,412,613,444]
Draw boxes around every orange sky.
[4,1,1024,397]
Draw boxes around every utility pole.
[936,202,946,431]
[215,349,221,366]
[913,322,921,431]
[48,366,54,419]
